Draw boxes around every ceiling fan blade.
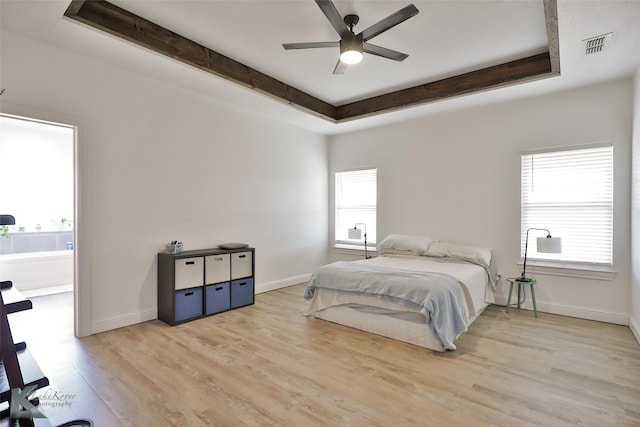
[333,59,347,75]
[283,41,339,50]
[363,43,409,61]
[358,4,419,42]
[315,0,350,39]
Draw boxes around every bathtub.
[0,250,73,297]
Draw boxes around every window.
[335,168,377,248]
[521,145,613,267]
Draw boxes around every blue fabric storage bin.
[175,287,203,322]
[205,282,231,315]
[231,278,254,308]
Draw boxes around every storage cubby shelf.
[157,247,255,325]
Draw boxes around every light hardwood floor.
[3,284,640,426]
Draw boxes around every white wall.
[0,117,74,230]
[330,79,633,325]
[1,32,329,336]
[631,67,640,343]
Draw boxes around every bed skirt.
[305,288,488,351]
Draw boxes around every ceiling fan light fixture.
[340,49,363,64]
[339,35,363,64]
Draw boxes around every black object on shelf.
[0,214,16,226]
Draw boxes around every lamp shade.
[537,236,562,253]
[348,228,362,240]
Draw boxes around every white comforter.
[305,260,469,350]
[307,254,494,324]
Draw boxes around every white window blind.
[521,145,613,266]
[335,168,377,247]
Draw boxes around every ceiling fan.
[283,0,419,74]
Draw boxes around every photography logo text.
[10,386,77,419]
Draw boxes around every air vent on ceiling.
[583,33,613,55]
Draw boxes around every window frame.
[520,143,616,280]
[333,167,377,252]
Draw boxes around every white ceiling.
[2,1,640,135]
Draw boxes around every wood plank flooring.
[2,284,640,426]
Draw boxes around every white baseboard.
[630,316,640,345]
[21,284,73,298]
[86,281,637,339]
[255,273,311,294]
[91,308,157,335]
[89,274,311,334]
[493,295,629,325]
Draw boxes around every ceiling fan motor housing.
[340,32,363,54]
[339,33,364,64]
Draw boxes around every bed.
[303,235,497,352]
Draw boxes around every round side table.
[505,277,538,318]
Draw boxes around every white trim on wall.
[91,308,158,335]
[630,64,640,346]
[256,274,311,294]
[88,274,312,334]
[630,317,640,344]
[0,107,91,338]
[493,295,630,325]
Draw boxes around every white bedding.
[305,254,495,351]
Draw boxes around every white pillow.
[377,234,433,255]
[425,241,492,267]
[376,248,418,257]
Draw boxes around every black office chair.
[0,215,15,226]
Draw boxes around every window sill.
[517,260,617,281]
[334,244,378,256]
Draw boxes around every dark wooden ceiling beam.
[336,52,553,120]
[544,0,561,74]
[64,0,559,124]
[64,0,337,121]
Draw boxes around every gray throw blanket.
[304,261,468,350]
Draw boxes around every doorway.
[0,114,76,332]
